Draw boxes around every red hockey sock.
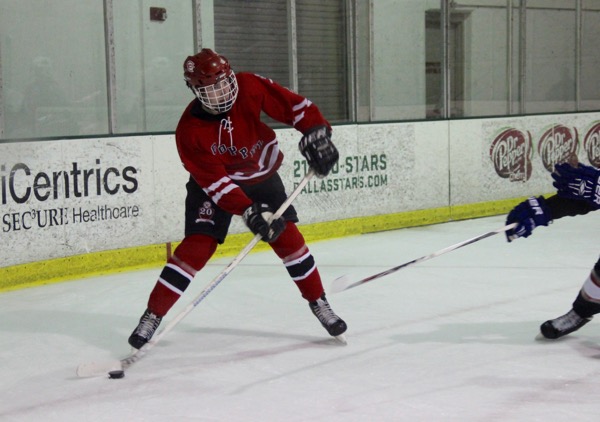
[147,280,182,317]
[269,222,324,302]
[148,234,217,316]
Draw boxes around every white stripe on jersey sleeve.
[203,176,240,206]
[292,99,312,126]
[230,139,280,181]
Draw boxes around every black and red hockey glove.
[299,125,338,178]
[242,203,285,242]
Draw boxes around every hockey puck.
[108,370,125,379]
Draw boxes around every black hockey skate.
[539,309,592,339]
[309,294,347,337]
[128,308,163,349]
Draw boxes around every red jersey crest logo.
[537,124,579,172]
[490,128,532,182]
[583,122,600,167]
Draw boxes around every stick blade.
[76,360,123,378]
[330,275,352,294]
[334,333,348,345]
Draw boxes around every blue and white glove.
[552,162,600,208]
[505,196,552,242]
[299,125,338,177]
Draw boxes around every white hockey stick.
[330,222,517,294]
[77,169,315,378]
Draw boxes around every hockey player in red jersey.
[505,162,600,339]
[128,48,347,349]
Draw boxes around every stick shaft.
[340,223,516,292]
[121,170,314,369]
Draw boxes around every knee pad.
[269,222,306,259]
[172,233,218,272]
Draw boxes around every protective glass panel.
[581,0,600,111]
[113,0,194,133]
[297,0,349,122]
[0,0,108,139]
[450,0,510,117]
[525,0,577,113]
[371,0,439,121]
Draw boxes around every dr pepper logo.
[583,122,600,167]
[490,128,532,182]
[538,124,579,171]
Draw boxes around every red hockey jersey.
[175,72,330,216]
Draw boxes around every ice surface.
[1,214,600,421]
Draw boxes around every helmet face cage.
[190,71,239,113]
[183,49,239,113]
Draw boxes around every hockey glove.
[242,203,286,243]
[552,162,600,208]
[299,125,339,177]
[505,196,552,242]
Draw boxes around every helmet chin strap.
[201,104,220,115]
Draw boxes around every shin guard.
[148,234,217,316]
[269,222,324,302]
[575,269,600,318]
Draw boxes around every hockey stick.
[330,222,517,294]
[77,169,315,378]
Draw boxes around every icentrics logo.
[537,124,579,171]
[490,128,532,182]
[583,122,600,167]
[1,159,138,206]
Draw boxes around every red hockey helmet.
[183,48,239,113]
